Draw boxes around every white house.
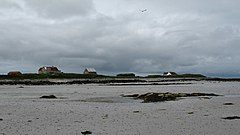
[163,72,177,76]
[83,68,97,75]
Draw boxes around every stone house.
[38,66,62,74]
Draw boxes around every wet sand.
[0,81,240,135]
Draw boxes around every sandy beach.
[0,81,240,135]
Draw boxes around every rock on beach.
[122,92,220,103]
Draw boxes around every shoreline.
[0,77,240,85]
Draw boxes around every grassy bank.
[0,73,109,80]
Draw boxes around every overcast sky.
[0,0,240,77]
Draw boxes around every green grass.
[145,74,206,78]
[0,73,109,80]
[116,73,136,78]
[0,73,206,80]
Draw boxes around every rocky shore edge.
[122,92,221,103]
[1,77,240,85]
[0,79,147,85]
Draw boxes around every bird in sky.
[140,9,147,12]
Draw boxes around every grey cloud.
[0,0,20,9]
[23,0,95,19]
[0,0,240,77]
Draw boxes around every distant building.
[163,72,177,76]
[83,68,97,75]
[8,71,22,75]
[38,66,62,74]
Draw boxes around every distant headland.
[1,66,240,85]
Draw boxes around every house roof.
[39,66,60,71]
[163,72,177,76]
[85,68,96,72]
[8,71,22,75]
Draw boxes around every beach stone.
[133,111,140,113]
[223,103,234,105]
[0,118,3,121]
[222,116,240,120]
[81,131,92,135]
[121,94,139,98]
[188,112,194,114]
[40,95,57,99]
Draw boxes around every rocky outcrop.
[122,92,220,103]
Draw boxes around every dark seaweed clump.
[122,92,220,103]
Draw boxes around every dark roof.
[8,71,22,75]
[39,66,60,71]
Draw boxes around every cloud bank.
[0,0,240,77]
